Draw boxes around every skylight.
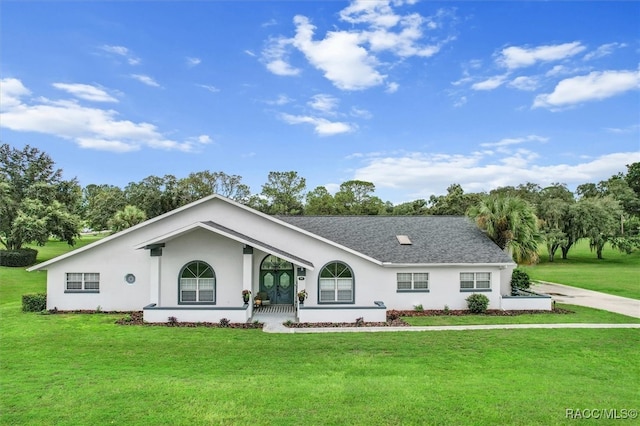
[396,235,412,245]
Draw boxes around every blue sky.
[1,0,639,204]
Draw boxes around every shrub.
[219,318,230,328]
[511,268,531,295]
[0,248,38,267]
[443,305,450,314]
[466,293,489,314]
[355,317,364,326]
[22,293,46,312]
[413,304,424,312]
[167,316,178,326]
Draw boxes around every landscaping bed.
[285,317,410,328]
[390,306,573,318]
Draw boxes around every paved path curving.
[531,281,640,319]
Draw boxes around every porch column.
[147,244,164,306]
[243,245,253,295]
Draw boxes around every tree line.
[1,144,638,263]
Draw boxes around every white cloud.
[0,78,208,153]
[100,44,141,65]
[497,41,586,69]
[262,1,455,91]
[244,50,256,57]
[130,74,161,88]
[508,76,539,91]
[262,37,301,76]
[292,15,385,90]
[52,83,118,102]
[351,149,640,201]
[583,42,626,61]
[350,107,372,119]
[605,124,639,134]
[480,135,548,148]
[385,82,399,93]
[265,94,293,106]
[471,75,507,91]
[533,69,640,109]
[0,78,31,109]
[279,113,355,136]
[197,84,220,93]
[308,94,339,114]
[186,57,201,67]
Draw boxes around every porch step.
[254,304,295,314]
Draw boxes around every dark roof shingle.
[277,216,514,264]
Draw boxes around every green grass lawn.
[1,238,639,425]
[521,240,640,300]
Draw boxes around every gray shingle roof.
[277,216,514,264]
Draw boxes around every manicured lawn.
[521,240,640,300]
[403,304,640,326]
[1,238,639,425]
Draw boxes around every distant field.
[521,240,640,300]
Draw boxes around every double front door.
[260,255,294,304]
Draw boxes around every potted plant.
[242,289,251,304]
[297,289,308,304]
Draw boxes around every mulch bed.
[45,307,573,329]
[388,307,574,318]
[285,318,410,328]
[114,311,263,328]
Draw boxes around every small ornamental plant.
[297,290,308,302]
[242,289,251,303]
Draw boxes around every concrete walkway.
[288,323,640,334]
[531,281,640,318]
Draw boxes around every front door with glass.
[259,255,294,304]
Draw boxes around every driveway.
[531,281,640,319]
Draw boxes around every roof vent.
[396,235,412,245]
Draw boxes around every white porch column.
[148,244,164,306]
[243,246,253,319]
[243,245,253,293]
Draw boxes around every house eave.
[380,262,517,268]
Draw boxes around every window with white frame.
[460,272,491,290]
[65,273,100,291]
[319,261,354,303]
[179,261,216,304]
[397,273,429,290]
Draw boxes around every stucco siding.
[45,238,150,311]
[159,230,244,307]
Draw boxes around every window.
[66,273,100,292]
[179,261,216,304]
[460,272,491,291]
[397,273,429,291]
[319,261,354,303]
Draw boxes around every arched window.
[318,261,354,303]
[179,261,215,304]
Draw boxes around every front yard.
[1,238,638,425]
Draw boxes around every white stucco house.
[28,194,551,323]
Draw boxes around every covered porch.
[136,221,313,323]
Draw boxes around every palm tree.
[468,195,539,264]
